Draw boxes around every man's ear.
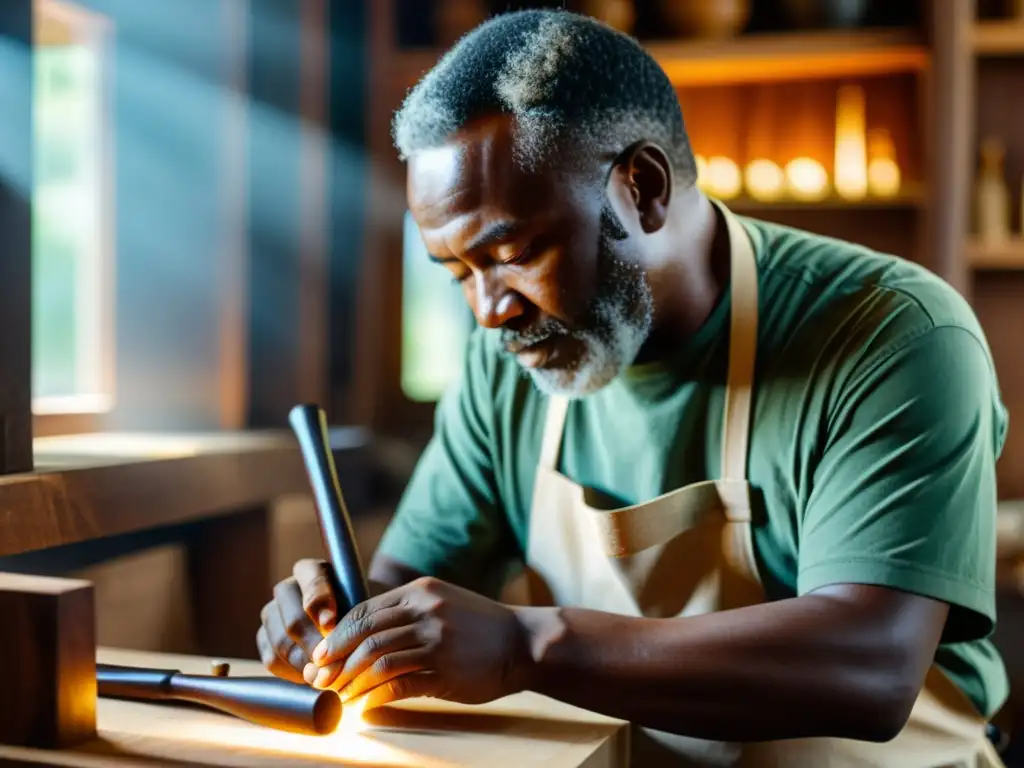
[612,141,673,234]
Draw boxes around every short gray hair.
[392,10,696,183]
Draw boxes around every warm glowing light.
[339,694,369,736]
[743,159,785,202]
[785,157,830,201]
[834,84,868,200]
[33,433,203,458]
[145,709,445,766]
[695,154,708,190]
[704,156,742,199]
[867,128,901,198]
[32,431,288,460]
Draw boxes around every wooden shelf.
[724,186,927,212]
[390,29,929,89]
[0,431,314,557]
[646,29,929,87]
[966,238,1024,269]
[972,20,1024,55]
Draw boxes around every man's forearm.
[512,585,944,743]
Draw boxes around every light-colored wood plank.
[973,20,1024,56]
[32,430,297,463]
[967,238,1024,269]
[0,648,629,767]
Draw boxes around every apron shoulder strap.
[719,208,759,482]
[539,395,570,471]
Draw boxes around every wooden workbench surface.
[0,648,628,768]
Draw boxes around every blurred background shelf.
[391,28,929,88]
[973,20,1024,55]
[967,238,1024,269]
[645,29,929,86]
[727,187,926,212]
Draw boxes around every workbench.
[0,648,629,768]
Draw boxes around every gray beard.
[502,205,655,398]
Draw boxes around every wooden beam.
[0,1,33,474]
[246,0,332,426]
[923,0,975,298]
[352,0,404,432]
[218,0,251,430]
[298,0,330,408]
[325,0,367,424]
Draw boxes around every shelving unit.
[350,1,996,446]
[952,1,1024,507]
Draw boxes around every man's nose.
[472,272,525,329]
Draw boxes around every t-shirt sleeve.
[374,332,517,598]
[797,325,1007,642]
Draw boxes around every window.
[400,211,474,402]
[32,0,114,416]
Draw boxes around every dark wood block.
[0,574,96,749]
[186,506,272,660]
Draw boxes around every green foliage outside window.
[33,42,102,402]
[400,211,475,402]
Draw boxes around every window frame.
[31,0,117,437]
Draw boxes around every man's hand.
[256,559,339,684]
[303,576,531,711]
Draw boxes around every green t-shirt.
[378,214,1010,719]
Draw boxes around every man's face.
[407,117,654,397]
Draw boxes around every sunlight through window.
[400,211,474,402]
[32,0,114,415]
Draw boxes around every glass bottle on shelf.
[867,128,901,198]
[974,137,1011,244]
[834,84,868,201]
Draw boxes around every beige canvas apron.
[524,206,1006,768]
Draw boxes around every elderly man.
[257,10,1009,766]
